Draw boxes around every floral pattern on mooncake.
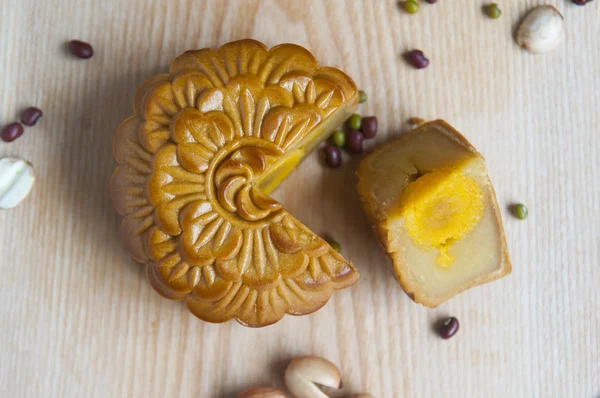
[110,39,359,327]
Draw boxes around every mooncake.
[356,120,510,307]
[110,40,360,327]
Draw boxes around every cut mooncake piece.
[356,120,510,307]
[110,39,360,327]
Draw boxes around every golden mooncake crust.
[110,39,359,327]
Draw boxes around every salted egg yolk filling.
[392,163,484,267]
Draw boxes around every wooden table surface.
[1,1,599,397]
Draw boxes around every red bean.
[361,116,378,139]
[572,0,592,5]
[68,40,94,59]
[439,317,460,339]
[426,0,438,3]
[405,50,429,69]
[1,123,24,142]
[324,145,342,168]
[345,130,364,154]
[21,107,43,126]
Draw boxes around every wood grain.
[1,0,598,397]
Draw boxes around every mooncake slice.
[356,120,510,307]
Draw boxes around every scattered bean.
[513,203,528,220]
[402,0,420,14]
[285,356,342,397]
[328,239,342,252]
[347,114,362,131]
[21,107,43,126]
[485,3,502,19]
[331,130,346,147]
[407,117,426,126]
[361,116,378,139]
[439,317,460,339]
[1,122,24,143]
[324,145,342,168]
[405,50,429,69]
[68,40,94,59]
[426,0,438,3]
[516,5,564,53]
[572,0,593,5]
[359,90,367,104]
[0,157,36,209]
[346,130,364,154]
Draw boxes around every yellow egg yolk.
[256,149,304,195]
[393,163,484,267]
